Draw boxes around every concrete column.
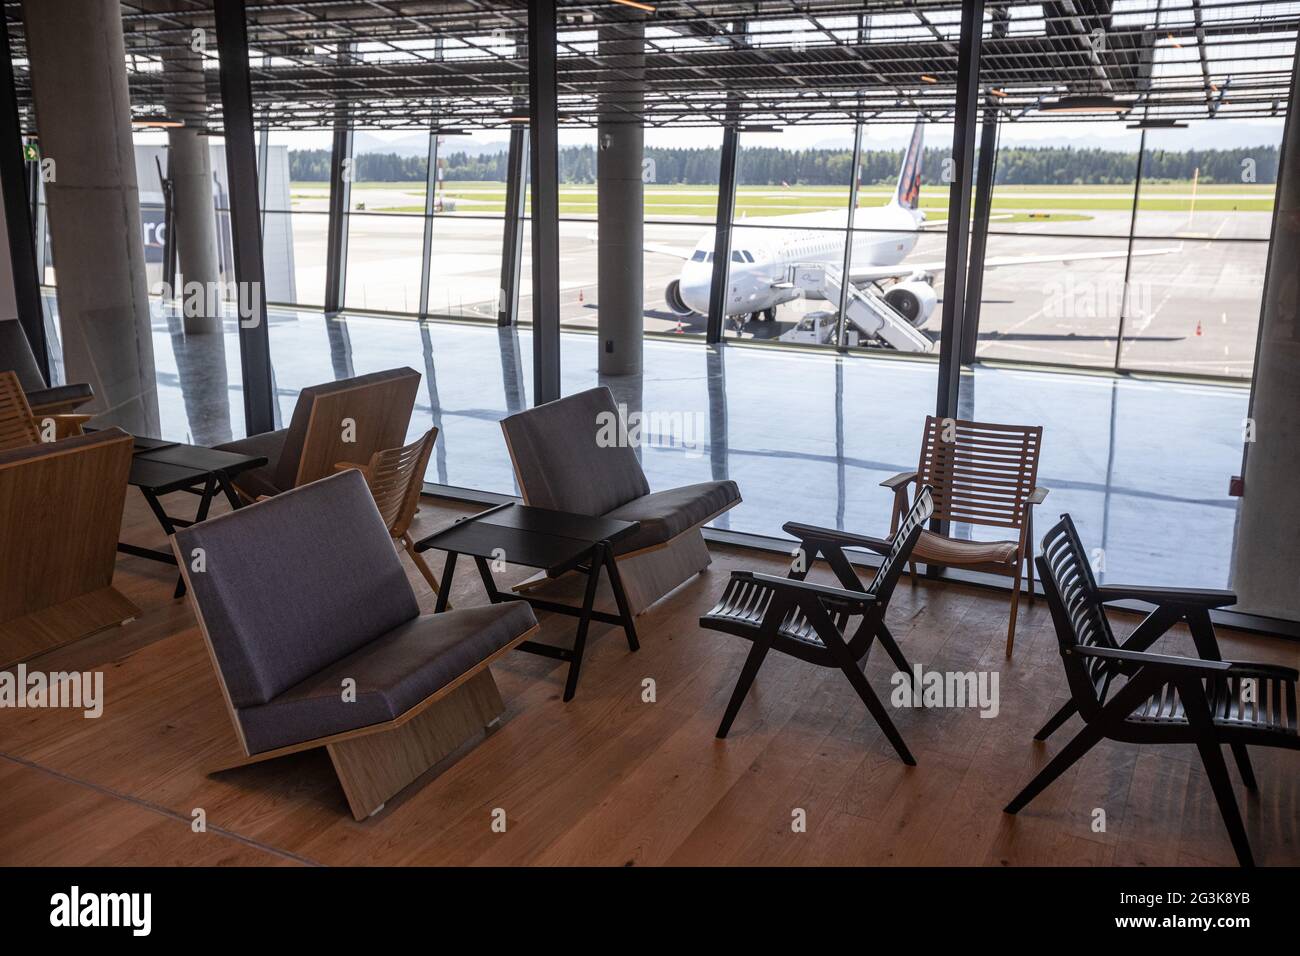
[596,21,644,376]
[21,0,159,434]
[163,44,222,334]
[1232,45,1300,621]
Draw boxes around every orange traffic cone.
[1195,320,1203,336]
[578,289,585,304]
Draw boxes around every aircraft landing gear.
[762,307,777,322]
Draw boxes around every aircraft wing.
[846,243,1182,284]
[916,213,1013,230]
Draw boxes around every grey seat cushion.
[215,428,288,498]
[604,480,741,554]
[174,469,419,708]
[500,386,650,516]
[237,601,537,754]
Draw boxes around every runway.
[257,203,1269,379]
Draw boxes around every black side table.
[117,438,267,597]
[414,502,641,701]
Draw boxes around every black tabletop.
[126,440,266,494]
[414,502,639,573]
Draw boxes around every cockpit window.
[690,250,707,262]
[742,250,755,262]
[731,251,744,263]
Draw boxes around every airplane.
[651,119,1179,351]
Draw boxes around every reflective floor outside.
[47,299,1248,591]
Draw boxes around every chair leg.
[1033,700,1077,741]
[1194,739,1255,867]
[1230,743,1258,791]
[1005,564,1023,658]
[907,560,919,585]
[836,656,915,765]
[1025,535,1036,605]
[875,622,913,680]
[1004,722,1103,813]
[716,641,771,739]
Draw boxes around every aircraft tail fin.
[894,119,925,210]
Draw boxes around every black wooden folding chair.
[1005,514,1299,867]
[700,486,934,766]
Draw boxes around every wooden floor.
[2,487,1297,867]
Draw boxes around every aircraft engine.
[883,280,938,328]
[664,279,695,316]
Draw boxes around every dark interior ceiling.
[4,0,1296,130]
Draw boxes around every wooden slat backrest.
[362,428,437,538]
[0,370,40,451]
[0,429,134,622]
[916,415,1042,530]
[1038,514,1120,718]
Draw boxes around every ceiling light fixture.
[1040,94,1129,113]
[920,74,938,84]
[609,0,655,11]
[133,114,185,128]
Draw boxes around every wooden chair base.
[513,527,711,617]
[208,668,506,821]
[0,586,139,668]
[327,668,504,819]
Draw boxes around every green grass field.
[290,180,1274,218]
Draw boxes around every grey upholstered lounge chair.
[173,469,539,820]
[0,318,94,416]
[500,386,741,614]
[214,366,421,502]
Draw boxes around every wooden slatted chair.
[882,415,1046,657]
[0,318,94,417]
[336,428,445,599]
[700,486,934,765]
[0,370,90,451]
[1005,513,1299,867]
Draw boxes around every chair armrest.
[1097,584,1237,609]
[1027,486,1049,505]
[732,570,875,610]
[1072,644,1232,674]
[780,521,892,556]
[879,471,916,491]
[1225,660,1300,682]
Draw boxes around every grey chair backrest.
[0,320,48,392]
[174,469,420,708]
[500,386,650,516]
[275,366,421,491]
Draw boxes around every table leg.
[602,543,639,652]
[563,547,605,702]
[434,552,457,613]
[473,555,502,603]
[216,472,245,511]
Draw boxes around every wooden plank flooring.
[1,485,1296,866]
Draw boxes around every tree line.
[290,143,1278,186]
